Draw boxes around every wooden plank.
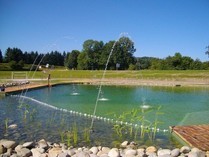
[171,124,209,151]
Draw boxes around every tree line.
[137,53,209,70]
[0,48,65,70]
[0,37,209,70]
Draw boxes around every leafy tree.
[65,50,80,69]
[163,53,185,70]
[136,57,155,69]
[172,52,183,70]
[112,36,136,70]
[82,39,104,70]
[202,61,209,70]
[181,56,193,70]
[9,60,24,70]
[150,58,168,70]
[0,49,3,63]
[128,63,136,70]
[77,52,89,70]
[191,59,202,70]
[100,41,116,70]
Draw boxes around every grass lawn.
[0,69,209,80]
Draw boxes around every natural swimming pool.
[1,84,209,148]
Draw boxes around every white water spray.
[90,40,117,129]
[18,36,77,105]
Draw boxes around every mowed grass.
[0,69,209,80]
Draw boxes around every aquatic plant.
[151,106,164,140]
[83,127,91,144]
[72,123,78,145]
[58,121,92,147]
[59,131,65,143]
[29,109,37,120]
[112,112,127,138]
[4,118,9,130]
[66,131,72,147]
[18,103,37,121]
[18,103,29,120]
[112,105,163,142]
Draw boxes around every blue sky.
[0,0,209,61]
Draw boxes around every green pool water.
[1,84,209,148]
[25,84,209,128]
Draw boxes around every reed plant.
[66,131,72,147]
[29,109,37,120]
[18,103,37,122]
[18,103,29,121]
[58,121,92,147]
[47,111,57,126]
[112,105,163,142]
[59,131,65,143]
[72,123,78,145]
[151,106,164,140]
[83,128,91,144]
[4,118,9,130]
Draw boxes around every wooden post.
[48,74,51,87]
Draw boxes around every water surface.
[1,84,209,148]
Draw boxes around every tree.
[100,41,116,70]
[5,47,24,63]
[136,57,155,70]
[77,52,89,70]
[181,56,194,70]
[65,50,80,69]
[4,47,24,70]
[9,60,24,70]
[42,51,64,66]
[0,49,3,63]
[205,45,209,58]
[172,52,183,70]
[191,59,202,70]
[23,51,39,64]
[82,39,104,70]
[202,61,209,70]
[112,36,136,70]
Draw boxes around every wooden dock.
[4,83,49,94]
[171,124,209,151]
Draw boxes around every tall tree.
[5,47,23,62]
[181,56,193,70]
[82,39,104,70]
[4,47,24,70]
[42,51,64,66]
[77,52,89,70]
[0,49,3,63]
[205,45,209,58]
[100,41,115,70]
[172,52,183,70]
[65,50,80,69]
[191,59,202,70]
[112,36,136,70]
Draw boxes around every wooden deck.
[4,83,49,93]
[171,124,209,151]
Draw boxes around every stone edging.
[0,139,208,157]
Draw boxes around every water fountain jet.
[90,39,118,130]
[71,84,80,96]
